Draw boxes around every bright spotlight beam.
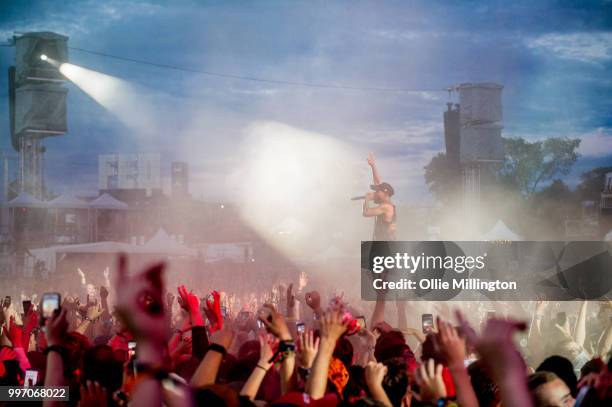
[58,62,156,132]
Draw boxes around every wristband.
[207,343,227,356]
[256,363,268,371]
[268,340,296,363]
[297,366,311,379]
[44,345,67,357]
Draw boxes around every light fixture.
[40,54,48,61]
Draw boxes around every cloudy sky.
[0,0,610,203]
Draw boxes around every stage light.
[235,122,362,259]
[58,62,154,132]
[40,54,48,61]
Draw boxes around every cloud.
[578,127,612,157]
[526,32,612,64]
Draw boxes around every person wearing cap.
[363,153,396,241]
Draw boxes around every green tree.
[576,166,612,202]
[423,152,461,204]
[500,137,581,196]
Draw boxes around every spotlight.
[40,54,48,61]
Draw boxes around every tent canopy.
[480,220,523,241]
[140,228,196,256]
[47,194,89,209]
[89,193,128,210]
[7,192,47,208]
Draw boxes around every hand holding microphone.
[350,192,375,201]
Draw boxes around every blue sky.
[0,0,610,203]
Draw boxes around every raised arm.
[306,310,348,399]
[367,153,382,185]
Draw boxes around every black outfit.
[373,203,396,241]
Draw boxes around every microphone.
[351,196,366,200]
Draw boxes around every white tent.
[140,228,196,257]
[7,192,47,208]
[89,193,128,210]
[47,194,89,209]
[29,241,136,272]
[604,230,612,242]
[480,220,523,241]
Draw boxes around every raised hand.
[414,359,447,402]
[319,310,348,342]
[304,291,322,315]
[299,330,320,369]
[258,304,292,341]
[258,333,277,371]
[367,152,376,167]
[177,285,204,326]
[99,285,109,300]
[86,303,104,321]
[114,255,168,347]
[457,310,526,363]
[80,380,108,407]
[203,290,223,332]
[298,272,308,292]
[45,307,68,347]
[77,267,86,285]
[286,284,297,319]
[364,361,388,391]
[456,309,532,407]
[436,317,466,368]
[210,318,235,350]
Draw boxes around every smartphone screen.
[422,313,434,334]
[41,293,61,319]
[220,306,227,318]
[296,322,305,334]
[24,369,38,387]
[355,316,366,331]
[256,320,264,329]
[128,340,136,359]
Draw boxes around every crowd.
[1,254,611,407]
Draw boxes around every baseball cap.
[370,182,394,197]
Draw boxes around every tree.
[423,152,461,204]
[499,137,581,196]
[576,166,612,202]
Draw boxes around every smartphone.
[356,316,367,330]
[296,322,305,334]
[24,369,38,387]
[256,320,265,329]
[556,312,567,326]
[22,300,32,315]
[41,293,61,321]
[220,306,227,318]
[422,313,434,334]
[3,296,10,308]
[128,340,136,359]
